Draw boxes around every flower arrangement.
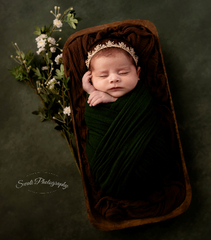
[10,6,80,173]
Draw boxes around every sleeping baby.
[82,39,173,200]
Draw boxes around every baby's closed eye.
[99,75,108,78]
[119,71,129,75]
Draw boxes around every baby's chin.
[109,92,125,98]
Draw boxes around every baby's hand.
[82,71,95,94]
[88,91,117,107]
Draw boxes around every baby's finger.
[88,95,97,105]
[84,71,92,80]
[91,97,103,106]
[88,91,98,102]
[86,71,92,77]
[90,95,103,106]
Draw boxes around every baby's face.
[90,51,141,98]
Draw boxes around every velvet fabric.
[63,23,186,220]
[85,80,174,200]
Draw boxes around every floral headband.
[85,40,138,68]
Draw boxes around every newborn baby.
[82,41,141,106]
[83,40,173,200]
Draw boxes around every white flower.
[35,34,48,42]
[37,38,46,48]
[42,66,48,71]
[50,47,56,53]
[48,78,57,84]
[36,47,46,55]
[53,19,63,28]
[63,106,71,116]
[39,34,48,39]
[55,53,63,64]
[47,78,60,90]
[48,83,55,90]
[48,37,56,45]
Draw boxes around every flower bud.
[11,55,14,58]
[54,6,57,10]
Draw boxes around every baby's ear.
[137,66,141,77]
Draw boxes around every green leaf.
[63,76,70,92]
[9,65,28,81]
[47,97,55,110]
[38,112,47,122]
[48,51,52,59]
[33,67,42,79]
[54,64,64,80]
[40,93,49,103]
[32,106,48,122]
[33,30,41,35]
[25,50,34,66]
[34,26,41,35]
[65,13,78,29]
[64,76,70,84]
[35,26,40,31]
[16,50,25,60]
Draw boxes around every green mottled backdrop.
[0,0,211,239]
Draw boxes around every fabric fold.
[85,80,173,199]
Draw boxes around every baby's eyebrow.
[96,70,108,74]
[118,67,130,71]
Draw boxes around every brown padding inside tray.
[63,20,191,230]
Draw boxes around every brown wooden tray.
[63,19,192,231]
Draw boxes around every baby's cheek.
[92,81,100,89]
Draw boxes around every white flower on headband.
[85,41,138,68]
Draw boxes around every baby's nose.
[109,74,120,83]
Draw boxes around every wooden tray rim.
[63,19,192,231]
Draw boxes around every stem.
[13,44,46,107]
[61,7,73,20]
[22,64,46,106]
[62,129,81,175]
[49,25,57,36]
[49,7,73,36]
[62,80,66,106]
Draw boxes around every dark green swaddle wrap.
[85,80,172,200]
